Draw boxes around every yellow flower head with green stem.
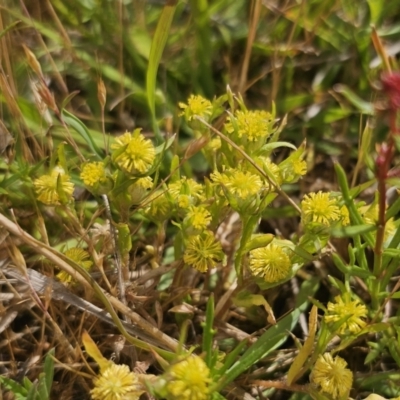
[111,129,155,174]
[225,109,273,142]
[80,161,107,187]
[165,355,211,400]
[211,169,263,201]
[183,206,212,232]
[310,353,353,400]
[183,230,224,273]
[179,94,213,122]
[34,166,74,205]
[324,294,367,335]
[91,363,144,400]
[301,191,341,227]
[168,177,205,209]
[249,242,292,283]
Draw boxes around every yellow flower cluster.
[111,129,155,174]
[179,94,213,122]
[311,353,353,399]
[211,169,263,200]
[80,162,107,187]
[166,356,211,400]
[91,363,143,400]
[249,242,291,283]
[301,191,341,226]
[183,231,224,272]
[34,166,74,205]
[225,109,273,141]
[324,295,367,334]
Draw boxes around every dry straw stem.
[0,212,178,353]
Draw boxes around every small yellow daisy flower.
[111,129,155,174]
[169,177,205,201]
[301,191,341,226]
[91,363,143,400]
[80,162,107,187]
[324,295,367,334]
[179,94,212,121]
[185,206,211,230]
[225,110,273,141]
[292,159,307,176]
[34,166,74,205]
[211,169,262,200]
[183,231,224,273]
[249,243,291,283]
[166,356,211,400]
[57,247,93,284]
[310,353,353,399]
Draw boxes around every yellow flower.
[111,129,155,174]
[301,191,340,226]
[249,242,292,283]
[360,203,396,242]
[183,231,224,272]
[211,169,262,200]
[57,247,93,284]
[145,190,172,221]
[225,110,273,141]
[310,353,353,399]
[324,295,367,334]
[166,356,211,400]
[179,95,212,121]
[292,159,307,176]
[169,178,205,201]
[340,205,350,226]
[207,137,221,151]
[185,206,211,230]
[80,162,107,187]
[91,363,143,400]
[34,166,74,205]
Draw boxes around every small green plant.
[0,349,55,400]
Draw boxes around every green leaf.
[213,308,302,391]
[43,349,55,394]
[0,20,21,40]
[146,0,178,138]
[331,224,376,238]
[61,110,103,159]
[334,85,374,115]
[0,376,29,399]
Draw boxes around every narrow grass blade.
[146,0,178,139]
